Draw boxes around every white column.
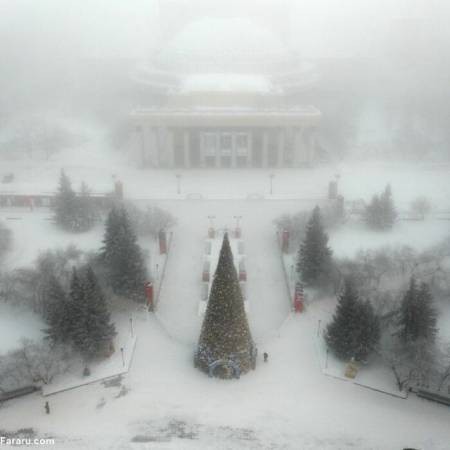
[166,129,175,168]
[262,131,269,168]
[136,126,146,167]
[277,129,284,168]
[294,128,305,166]
[247,132,253,167]
[145,127,156,168]
[307,127,316,164]
[155,127,164,168]
[200,133,206,168]
[183,130,190,169]
[231,133,237,168]
[215,133,220,168]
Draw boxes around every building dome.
[154,17,293,73]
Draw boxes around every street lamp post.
[207,215,216,228]
[269,173,275,195]
[207,215,216,238]
[175,173,181,195]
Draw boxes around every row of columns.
[136,127,315,168]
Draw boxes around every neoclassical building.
[131,1,321,169]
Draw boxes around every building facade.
[131,2,321,169]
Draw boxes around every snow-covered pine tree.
[75,182,98,232]
[353,299,380,361]
[325,280,359,360]
[81,266,116,358]
[398,277,438,345]
[67,268,90,355]
[54,172,97,232]
[365,185,397,230]
[100,207,147,303]
[296,206,332,287]
[380,184,397,229]
[54,170,78,231]
[365,195,382,229]
[195,233,256,378]
[43,275,72,343]
[325,279,380,362]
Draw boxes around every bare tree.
[0,339,74,390]
[410,196,432,220]
[0,221,12,263]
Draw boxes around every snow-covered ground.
[1,311,449,449]
[1,131,450,449]
[329,219,450,259]
[1,128,450,206]
[0,303,44,354]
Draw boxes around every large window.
[236,133,249,156]
[236,133,249,167]
[202,133,217,167]
[284,130,294,166]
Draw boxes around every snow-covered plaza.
[1,0,450,446]
[1,140,450,448]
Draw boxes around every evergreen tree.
[75,182,98,232]
[380,184,397,229]
[100,207,147,302]
[365,195,383,229]
[195,233,256,378]
[54,170,77,231]
[325,279,380,362]
[81,266,116,358]
[43,275,72,343]
[54,171,97,232]
[365,184,397,230]
[398,278,438,345]
[296,206,332,287]
[67,268,89,354]
[67,267,116,358]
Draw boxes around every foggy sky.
[1,0,449,61]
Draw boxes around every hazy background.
[0,0,449,160]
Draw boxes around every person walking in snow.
[45,401,50,414]
[263,352,268,363]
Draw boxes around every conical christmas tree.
[195,233,256,378]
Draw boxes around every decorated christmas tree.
[195,233,256,378]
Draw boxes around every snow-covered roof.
[179,73,274,94]
[163,17,288,61]
[152,17,292,74]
